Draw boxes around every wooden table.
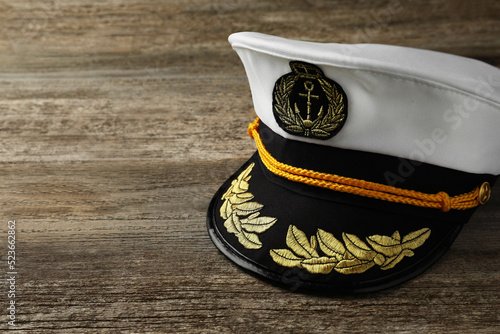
[1,1,499,332]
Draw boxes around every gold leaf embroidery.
[366,228,431,258]
[220,200,231,220]
[228,192,255,205]
[219,163,432,275]
[301,257,337,274]
[223,214,242,234]
[270,249,303,268]
[342,233,378,262]
[310,236,317,253]
[240,216,278,233]
[335,258,376,275]
[286,225,319,259]
[316,229,345,261]
[402,228,431,245]
[233,201,264,216]
[237,229,262,250]
[219,163,278,250]
[270,225,431,275]
[366,234,402,257]
[380,249,415,270]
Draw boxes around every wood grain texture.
[0,0,499,332]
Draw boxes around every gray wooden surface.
[0,0,499,333]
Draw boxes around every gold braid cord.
[247,118,486,212]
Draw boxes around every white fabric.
[229,32,500,175]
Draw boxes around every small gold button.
[478,182,491,205]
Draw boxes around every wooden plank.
[0,0,499,332]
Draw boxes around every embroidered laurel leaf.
[279,116,296,126]
[275,90,286,103]
[274,103,287,114]
[366,229,430,258]
[301,257,337,274]
[223,213,242,234]
[229,192,254,205]
[233,201,264,216]
[319,79,333,98]
[311,129,330,138]
[366,234,403,257]
[337,91,343,101]
[240,216,277,233]
[277,78,286,91]
[294,103,301,115]
[275,76,297,125]
[221,182,235,200]
[286,225,319,258]
[235,179,250,194]
[334,100,345,111]
[288,110,298,123]
[320,113,331,126]
[275,107,292,123]
[318,124,338,133]
[401,228,431,249]
[275,108,286,117]
[248,212,260,220]
[280,76,295,94]
[316,105,325,120]
[321,116,344,129]
[269,249,303,268]
[233,164,254,193]
[317,229,345,261]
[333,106,344,119]
[381,249,415,270]
[334,258,375,275]
[220,199,231,220]
[286,125,304,133]
[342,233,377,261]
[237,229,262,250]
[330,114,345,122]
[335,93,343,106]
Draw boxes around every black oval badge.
[273,61,348,140]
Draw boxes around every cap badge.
[273,61,348,139]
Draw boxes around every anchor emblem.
[296,81,321,134]
[272,61,348,139]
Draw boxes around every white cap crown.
[229,32,500,175]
